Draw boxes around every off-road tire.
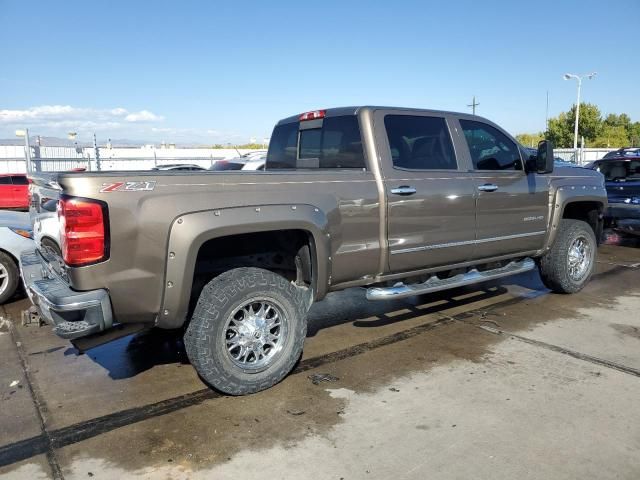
[538,219,597,293]
[184,267,307,395]
[0,252,19,304]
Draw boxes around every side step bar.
[366,258,536,301]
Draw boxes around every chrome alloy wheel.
[567,235,592,282]
[224,298,288,372]
[0,262,8,296]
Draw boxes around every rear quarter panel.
[57,170,381,325]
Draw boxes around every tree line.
[516,103,640,149]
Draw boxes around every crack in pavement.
[5,308,65,479]
[462,320,640,378]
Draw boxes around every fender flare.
[542,184,607,252]
[158,204,330,328]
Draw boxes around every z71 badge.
[100,181,156,193]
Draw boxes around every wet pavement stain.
[49,319,509,475]
[610,323,640,340]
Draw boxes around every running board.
[366,257,536,301]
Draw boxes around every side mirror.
[536,140,554,174]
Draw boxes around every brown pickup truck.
[23,106,607,394]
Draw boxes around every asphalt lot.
[0,244,639,479]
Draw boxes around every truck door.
[374,111,477,273]
[10,175,29,209]
[454,118,549,259]
[0,176,14,208]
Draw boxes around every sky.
[1,0,639,144]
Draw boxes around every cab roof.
[276,106,491,126]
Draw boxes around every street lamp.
[563,72,597,149]
[15,128,32,173]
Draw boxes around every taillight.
[299,109,326,121]
[57,196,108,266]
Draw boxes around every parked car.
[238,150,267,160]
[25,106,607,395]
[242,157,266,171]
[209,156,266,171]
[32,198,61,256]
[0,174,30,210]
[602,147,640,160]
[152,164,206,171]
[0,211,33,303]
[586,156,640,236]
[521,147,577,168]
[209,151,268,171]
[209,160,246,171]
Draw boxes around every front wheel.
[538,219,597,293]
[0,252,19,304]
[184,267,308,395]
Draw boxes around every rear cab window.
[266,115,366,170]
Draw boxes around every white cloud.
[0,105,163,126]
[0,104,255,143]
[125,110,163,122]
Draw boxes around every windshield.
[596,160,640,182]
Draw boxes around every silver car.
[0,211,34,303]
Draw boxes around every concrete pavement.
[0,244,639,479]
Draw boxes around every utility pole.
[545,90,549,132]
[467,96,479,115]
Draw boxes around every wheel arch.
[543,186,607,252]
[159,204,331,329]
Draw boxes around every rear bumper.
[19,250,113,339]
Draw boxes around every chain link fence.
[0,145,255,173]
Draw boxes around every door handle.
[478,183,498,192]
[390,186,417,196]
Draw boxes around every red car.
[0,174,30,209]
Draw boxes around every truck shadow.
[307,269,546,335]
[75,328,189,380]
[83,270,545,380]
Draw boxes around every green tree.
[591,125,630,148]
[629,122,640,147]
[545,103,603,147]
[603,113,631,130]
[515,132,544,147]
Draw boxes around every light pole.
[15,128,32,173]
[563,72,597,149]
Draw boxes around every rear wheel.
[184,267,307,395]
[0,252,19,304]
[539,219,597,293]
[41,238,62,258]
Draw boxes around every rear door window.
[383,115,457,170]
[0,176,11,184]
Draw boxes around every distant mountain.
[0,137,241,149]
[0,136,90,147]
[0,136,142,147]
